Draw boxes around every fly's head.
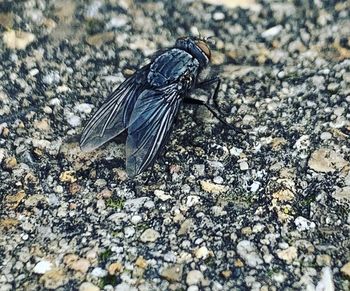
[175,36,212,68]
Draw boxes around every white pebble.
[33,260,53,274]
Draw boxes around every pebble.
[160,264,184,282]
[43,71,60,85]
[261,25,283,39]
[33,260,53,274]
[24,194,47,208]
[39,268,67,289]
[186,270,204,286]
[91,267,107,277]
[194,246,211,259]
[277,246,298,264]
[213,12,225,21]
[67,115,81,127]
[340,262,350,277]
[71,258,90,274]
[75,103,93,114]
[154,190,172,201]
[239,161,249,171]
[3,30,36,50]
[124,226,135,238]
[140,228,160,242]
[200,180,228,194]
[308,148,348,173]
[79,282,100,291]
[315,267,335,291]
[316,255,332,267]
[236,240,263,267]
[114,282,137,291]
[294,216,316,231]
[124,197,150,211]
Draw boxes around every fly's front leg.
[196,77,220,89]
[186,78,243,133]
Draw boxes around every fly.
[80,36,238,177]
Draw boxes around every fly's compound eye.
[195,40,211,60]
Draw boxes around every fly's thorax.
[147,48,200,87]
[175,37,211,68]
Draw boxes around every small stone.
[295,216,316,231]
[67,115,81,127]
[277,246,298,264]
[0,13,14,28]
[213,176,224,184]
[144,200,155,209]
[241,227,252,235]
[124,226,135,238]
[108,262,123,275]
[236,240,263,267]
[186,270,204,286]
[308,148,348,173]
[200,180,228,194]
[25,194,47,208]
[327,83,339,92]
[194,246,212,259]
[213,12,225,21]
[315,267,335,291]
[135,256,148,269]
[3,156,17,170]
[86,32,115,47]
[75,103,93,114]
[261,25,283,39]
[221,270,232,279]
[33,260,53,274]
[154,190,172,201]
[160,264,184,282]
[178,219,194,236]
[43,71,60,85]
[140,228,160,242]
[316,255,332,266]
[130,215,142,224]
[5,190,26,209]
[333,186,350,203]
[71,258,90,274]
[94,179,107,187]
[124,197,150,211]
[341,262,350,278]
[39,268,67,289]
[0,218,19,230]
[115,282,137,291]
[79,282,100,291]
[59,171,77,183]
[91,267,107,277]
[3,30,36,50]
[239,161,249,171]
[64,254,79,267]
[34,118,51,131]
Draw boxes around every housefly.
[80,36,235,177]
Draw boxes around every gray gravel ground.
[1,0,350,290]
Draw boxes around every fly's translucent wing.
[126,84,182,176]
[80,66,149,151]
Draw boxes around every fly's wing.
[126,84,182,177]
[80,66,149,151]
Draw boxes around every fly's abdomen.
[148,48,199,87]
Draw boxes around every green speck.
[106,198,125,210]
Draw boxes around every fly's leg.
[196,77,220,89]
[196,78,233,118]
[186,79,243,133]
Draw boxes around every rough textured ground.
[0,0,350,290]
